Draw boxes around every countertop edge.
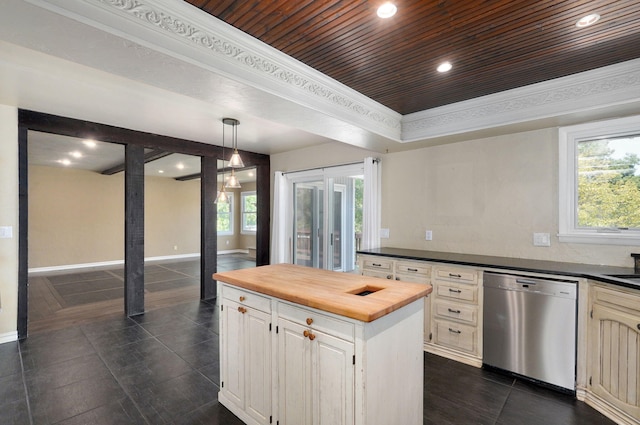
[358,248,640,290]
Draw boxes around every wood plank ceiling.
[185,0,640,115]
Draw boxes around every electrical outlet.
[173,245,178,251]
[425,230,433,241]
[380,228,390,238]
[0,226,13,238]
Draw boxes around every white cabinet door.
[220,299,245,408]
[312,329,354,425]
[221,299,272,425]
[277,318,355,425]
[278,318,312,425]
[244,307,272,424]
[590,303,640,420]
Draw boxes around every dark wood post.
[124,144,145,316]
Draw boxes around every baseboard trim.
[0,331,18,344]
[28,253,201,275]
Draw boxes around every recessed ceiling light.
[437,61,453,73]
[176,163,185,170]
[58,159,71,166]
[83,140,97,148]
[377,2,397,19]
[158,170,164,174]
[70,151,82,158]
[576,13,600,28]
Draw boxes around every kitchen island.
[214,264,432,425]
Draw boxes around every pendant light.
[214,119,229,204]
[224,118,245,168]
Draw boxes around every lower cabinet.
[218,282,424,425]
[587,284,640,425]
[219,289,272,425]
[277,317,354,425]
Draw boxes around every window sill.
[558,232,640,246]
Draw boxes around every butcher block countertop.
[213,264,432,322]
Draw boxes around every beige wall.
[144,174,200,258]
[272,128,639,268]
[29,166,125,267]
[0,105,18,338]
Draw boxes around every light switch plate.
[425,230,432,241]
[0,226,13,239]
[533,232,550,247]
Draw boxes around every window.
[559,116,640,245]
[241,191,257,234]
[217,193,233,235]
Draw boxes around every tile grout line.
[80,323,153,425]
[17,342,35,425]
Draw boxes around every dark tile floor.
[41,255,256,308]
[1,295,615,425]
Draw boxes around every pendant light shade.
[225,169,241,188]
[223,118,244,168]
[214,185,229,204]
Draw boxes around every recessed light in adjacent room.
[437,61,453,73]
[58,159,71,166]
[83,140,97,148]
[70,151,82,158]
[377,2,397,18]
[158,170,164,174]
[576,13,600,28]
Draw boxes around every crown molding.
[21,0,640,146]
[402,59,640,142]
[25,0,401,139]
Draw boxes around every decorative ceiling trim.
[27,0,401,139]
[22,0,640,146]
[402,58,640,142]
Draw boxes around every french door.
[291,166,360,272]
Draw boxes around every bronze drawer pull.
[372,263,382,267]
[387,275,393,279]
[238,307,247,314]
[239,296,246,302]
[448,308,461,314]
[448,328,462,334]
[449,273,462,278]
[408,268,418,272]
[306,318,313,325]
[448,288,462,293]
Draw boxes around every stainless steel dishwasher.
[483,272,578,391]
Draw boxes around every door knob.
[303,330,310,338]
[238,307,247,314]
[308,333,316,341]
[306,318,313,325]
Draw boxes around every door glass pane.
[294,182,323,267]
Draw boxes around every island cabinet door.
[311,330,354,425]
[221,299,272,425]
[277,317,355,425]
[278,318,312,425]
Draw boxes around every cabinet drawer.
[433,319,477,354]
[362,258,393,272]
[434,301,477,324]
[435,268,478,284]
[592,285,640,313]
[221,284,272,313]
[362,270,393,280]
[435,283,478,303]
[395,261,431,277]
[277,302,355,341]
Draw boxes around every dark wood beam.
[200,156,218,300]
[17,125,29,339]
[101,149,172,175]
[124,144,145,316]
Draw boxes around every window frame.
[216,192,234,236]
[241,191,257,235]
[559,115,640,245]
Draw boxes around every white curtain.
[271,171,290,264]
[362,157,381,250]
